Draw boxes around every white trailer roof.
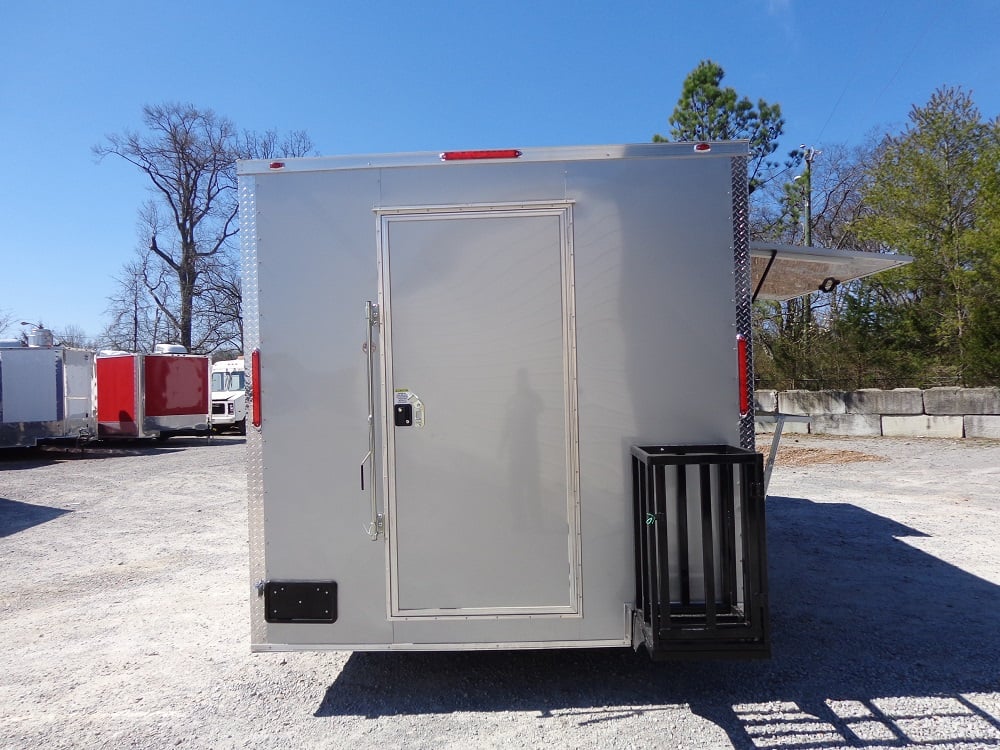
[750,242,912,301]
[238,141,750,175]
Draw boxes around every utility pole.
[801,146,819,247]
[798,146,820,354]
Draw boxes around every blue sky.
[1,0,997,341]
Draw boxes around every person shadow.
[498,368,546,532]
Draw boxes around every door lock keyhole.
[394,403,413,427]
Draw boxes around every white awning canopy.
[750,242,912,302]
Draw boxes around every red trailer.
[96,349,211,440]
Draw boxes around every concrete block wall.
[965,415,1000,439]
[755,387,1000,439]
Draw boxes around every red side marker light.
[269,161,285,170]
[737,334,750,416]
[693,143,712,153]
[251,348,262,428]
[440,149,522,161]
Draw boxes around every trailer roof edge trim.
[750,242,913,302]
[237,141,751,175]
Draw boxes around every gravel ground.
[1,434,999,750]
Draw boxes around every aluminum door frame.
[376,201,583,620]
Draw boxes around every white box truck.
[210,358,247,434]
[238,142,908,658]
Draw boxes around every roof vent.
[154,343,188,354]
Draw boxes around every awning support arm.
[752,249,778,303]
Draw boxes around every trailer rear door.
[377,203,581,619]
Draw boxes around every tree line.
[665,61,1000,389]
[43,64,996,389]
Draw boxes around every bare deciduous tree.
[0,309,16,337]
[95,103,312,353]
[101,250,172,353]
[53,324,97,349]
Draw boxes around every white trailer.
[0,329,96,448]
[238,143,908,658]
[210,358,247,434]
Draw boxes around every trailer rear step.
[631,444,769,660]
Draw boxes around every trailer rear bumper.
[250,638,633,653]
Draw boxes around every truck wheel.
[237,419,246,436]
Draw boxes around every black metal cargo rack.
[631,444,769,660]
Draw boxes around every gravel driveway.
[2,434,999,749]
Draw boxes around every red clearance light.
[251,348,262,428]
[693,143,712,153]
[737,334,750,416]
[440,149,522,161]
[269,161,285,170]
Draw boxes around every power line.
[814,4,937,144]
[813,5,892,143]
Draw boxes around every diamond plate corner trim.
[239,175,267,644]
[239,176,260,352]
[731,157,755,451]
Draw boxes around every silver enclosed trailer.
[238,143,906,659]
[0,332,96,448]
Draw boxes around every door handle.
[362,301,384,540]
